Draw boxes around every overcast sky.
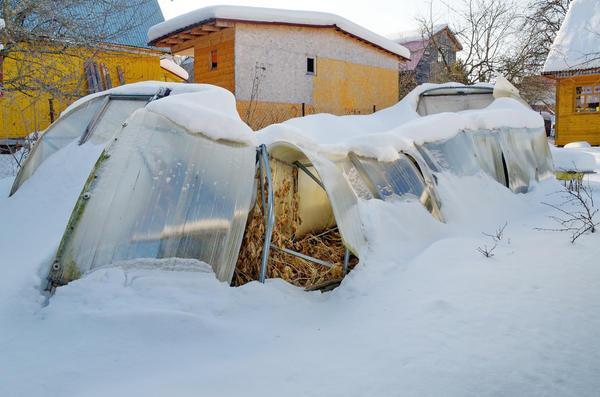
[157,0,463,37]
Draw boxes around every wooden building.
[542,0,600,146]
[0,1,185,142]
[148,6,410,129]
[390,24,462,98]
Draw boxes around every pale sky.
[157,0,462,37]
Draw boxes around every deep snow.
[0,80,599,396]
[1,144,599,396]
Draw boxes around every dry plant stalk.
[536,179,599,244]
[233,164,358,288]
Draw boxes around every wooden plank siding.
[192,27,235,93]
[0,45,183,139]
[555,74,600,146]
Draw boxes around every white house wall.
[234,23,400,104]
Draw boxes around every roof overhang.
[542,67,600,79]
[149,18,410,61]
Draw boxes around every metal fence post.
[258,144,275,283]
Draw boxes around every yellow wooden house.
[0,1,185,143]
[148,6,410,129]
[542,0,600,146]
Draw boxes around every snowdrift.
[7,80,554,292]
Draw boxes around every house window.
[437,51,443,63]
[210,49,218,70]
[306,57,316,75]
[575,85,600,113]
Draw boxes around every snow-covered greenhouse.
[7,80,554,292]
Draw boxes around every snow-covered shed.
[147,5,410,129]
[542,0,600,146]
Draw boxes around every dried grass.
[232,163,358,288]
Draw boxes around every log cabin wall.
[555,73,600,146]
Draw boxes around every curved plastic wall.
[48,110,256,286]
[10,97,147,196]
[10,98,104,195]
[416,127,553,193]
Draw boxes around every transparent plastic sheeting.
[49,110,255,285]
[270,143,368,256]
[468,131,509,187]
[10,97,146,196]
[416,128,553,193]
[10,98,104,195]
[417,91,495,116]
[346,153,443,219]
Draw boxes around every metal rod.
[258,144,275,283]
[107,94,154,101]
[343,248,350,275]
[313,226,338,239]
[79,95,111,145]
[293,161,326,191]
[270,244,334,269]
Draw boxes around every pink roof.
[399,40,427,71]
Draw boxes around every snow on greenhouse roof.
[62,81,211,116]
[146,89,256,145]
[257,82,542,161]
[147,5,410,60]
[543,0,600,74]
[61,82,254,145]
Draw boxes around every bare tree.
[418,0,521,84]
[0,0,160,101]
[417,0,574,88]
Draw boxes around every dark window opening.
[307,57,315,75]
[210,50,218,70]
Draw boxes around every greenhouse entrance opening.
[234,144,359,291]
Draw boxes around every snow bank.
[160,58,189,80]
[564,141,592,149]
[147,5,410,59]
[2,156,600,396]
[146,89,256,145]
[543,0,600,73]
[258,82,543,161]
[0,76,600,395]
[551,145,598,172]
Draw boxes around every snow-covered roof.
[160,58,189,80]
[543,0,600,74]
[148,5,410,60]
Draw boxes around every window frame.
[306,56,316,76]
[574,85,600,114]
[210,49,218,71]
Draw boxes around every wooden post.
[48,98,55,123]
[302,102,305,116]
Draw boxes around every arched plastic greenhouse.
[8,80,554,293]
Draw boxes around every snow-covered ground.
[1,140,599,396]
